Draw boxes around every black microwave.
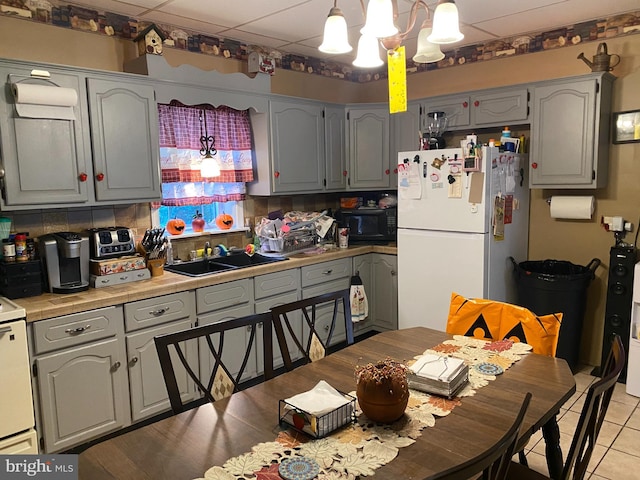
[335,207,397,243]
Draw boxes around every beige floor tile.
[564,389,583,410]
[569,392,587,414]
[588,474,610,479]
[596,421,623,448]
[603,400,636,426]
[588,445,608,473]
[611,383,640,407]
[521,451,550,476]
[626,406,640,430]
[594,449,640,480]
[574,371,596,393]
[526,429,544,452]
[610,427,640,456]
[532,411,579,456]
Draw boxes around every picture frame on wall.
[613,110,640,144]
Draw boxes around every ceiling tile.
[65,0,149,16]
[155,0,311,28]
[220,29,291,49]
[139,11,227,36]
[455,0,568,24]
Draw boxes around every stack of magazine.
[407,353,469,398]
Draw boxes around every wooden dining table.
[78,327,576,480]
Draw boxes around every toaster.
[88,227,136,259]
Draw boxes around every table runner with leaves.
[196,336,532,480]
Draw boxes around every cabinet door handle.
[391,270,397,276]
[385,169,390,175]
[343,170,348,177]
[274,171,280,178]
[112,361,121,370]
[120,276,128,281]
[531,162,538,169]
[78,173,88,182]
[462,101,468,108]
[96,173,105,181]
[65,325,91,334]
[474,100,480,107]
[324,325,330,332]
[0,326,12,334]
[150,307,169,316]
[322,269,333,275]
[130,357,138,365]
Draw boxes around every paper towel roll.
[12,83,78,120]
[549,196,595,219]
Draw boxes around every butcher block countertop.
[18,244,396,323]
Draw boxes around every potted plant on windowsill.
[355,357,409,424]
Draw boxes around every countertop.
[17,244,396,323]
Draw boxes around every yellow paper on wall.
[388,47,407,114]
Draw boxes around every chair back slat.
[271,289,354,370]
[154,311,273,414]
[428,392,532,480]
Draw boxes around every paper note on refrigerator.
[398,161,422,199]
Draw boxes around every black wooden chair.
[427,392,532,480]
[506,334,625,480]
[154,311,274,414]
[270,289,354,371]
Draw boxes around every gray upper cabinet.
[471,88,529,126]
[87,77,161,202]
[424,94,471,129]
[347,105,391,190]
[269,98,325,193]
[324,105,347,191]
[0,58,161,210]
[530,73,613,188]
[0,64,91,208]
[423,87,529,131]
[390,102,421,189]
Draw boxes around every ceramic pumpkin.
[166,218,186,235]
[215,213,234,230]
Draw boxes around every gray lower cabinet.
[254,268,301,369]
[31,306,129,453]
[301,258,352,347]
[196,279,257,384]
[347,104,391,190]
[372,254,398,331]
[123,291,197,422]
[352,254,398,332]
[86,77,161,202]
[352,254,374,337]
[530,73,613,188]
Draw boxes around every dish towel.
[350,272,368,322]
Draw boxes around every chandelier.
[319,0,464,67]
[199,109,220,178]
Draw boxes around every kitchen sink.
[211,253,288,268]
[164,260,238,277]
[164,253,287,277]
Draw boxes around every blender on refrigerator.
[396,146,530,331]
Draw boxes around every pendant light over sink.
[199,108,220,178]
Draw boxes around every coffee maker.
[39,232,90,293]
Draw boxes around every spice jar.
[15,233,27,261]
[26,238,36,260]
[2,238,15,262]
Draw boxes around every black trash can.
[510,257,601,372]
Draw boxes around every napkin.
[285,381,350,416]
[409,353,465,382]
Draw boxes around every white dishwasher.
[0,296,38,454]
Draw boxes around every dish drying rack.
[260,225,318,254]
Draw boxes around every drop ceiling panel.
[474,0,640,38]
[155,0,311,28]
[219,29,291,49]
[455,0,568,24]
[139,11,228,36]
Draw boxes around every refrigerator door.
[398,228,487,331]
[397,148,489,234]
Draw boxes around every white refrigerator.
[397,146,529,331]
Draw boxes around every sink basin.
[211,253,288,268]
[164,260,238,277]
[164,253,287,277]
